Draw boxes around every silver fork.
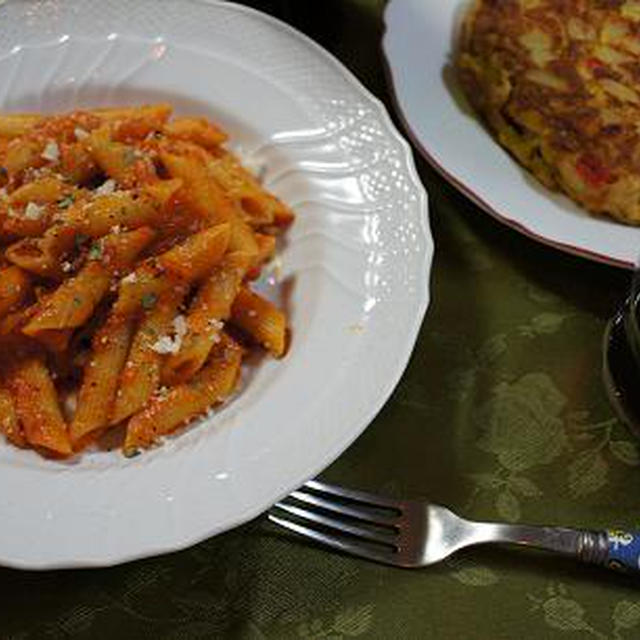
[269,480,640,574]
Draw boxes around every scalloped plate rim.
[0,0,432,569]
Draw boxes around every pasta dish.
[0,104,293,458]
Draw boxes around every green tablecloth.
[3,2,640,638]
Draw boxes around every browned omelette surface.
[458,0,640,224]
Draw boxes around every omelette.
[457,0,640,224]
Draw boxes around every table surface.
[3,1,640,639]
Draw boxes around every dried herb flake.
[88,243,102,260]
[57,194,75,209]
[141,292,158,310]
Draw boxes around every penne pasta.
[4,188,169,277]
[0,105,293,459]
[58,142,101,185]
[70,314,134,446]
[207,152,275,226]
[159,142,237,224]
[0,265,31,319]
[0,387,26,448]
[110,289,185,425]
[0,305,37,340]
[112,265,184,319]
[26,264,108,332]
[96,225,157,274]
[0,113,42,139]
[162,251,251,384]
[229,216,260,258]
[22,227,154,340]
[156,222,231,281]
[113,225,228,317]
[109,104,172,142]
[8,176,71,206]
[3,177,79,237]
[246,232,277,279]
[254,233,277,264]
[163,116,228,149]
[124,334,243,455]
[231,287,287,357]
[5,354,71,456]
[65,191,161,237]
[90,104,172,138]
[3,138,44,177]
[141,178,183,213]
[88,126,156,187]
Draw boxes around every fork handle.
[600,530,640,572]
[487,524,640,573]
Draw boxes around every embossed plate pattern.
[0,0,432,568]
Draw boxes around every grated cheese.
[173,314,187,338]
[63,393,77,418]
[74,127,90,140]
[24,202,45,220]
[41,140,60,162]
[95,179,117,196]
[122,272,138,284]
[150,314,188,354]
[150,336,177,355]
[208,318,224,331]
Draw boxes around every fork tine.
[275,500,398,546]
[268,513,398,566]
[290,490,399,526]
[304,480,403,510]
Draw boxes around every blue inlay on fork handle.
[605,530,640,572]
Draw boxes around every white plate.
[0,0,431,569]
[383,0,638,268]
